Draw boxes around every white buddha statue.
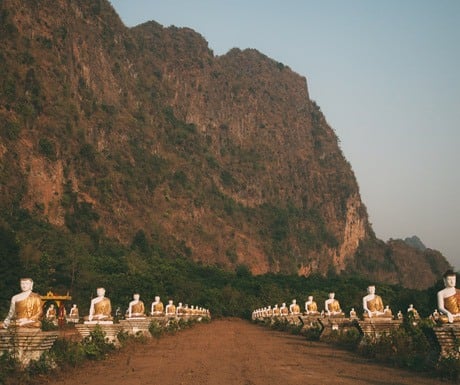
[437,270,460,323]
[127,293,145,318]
[305,296,319,315]
[289,299,300,315]
[280,302,288,316]
[363,285,388,318]
[68,304,79,322]
[165,300,176,316]
[151,296,164,316]
[266,305,273,317]
[176,302,185,316]
[324,292,344,316]
[87,287,112,322]
[46,304,57,321]
[272,304,280,316]
[2,278,43,328]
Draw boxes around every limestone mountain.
[0,0,451,289]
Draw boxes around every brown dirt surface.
[45,318,447,385]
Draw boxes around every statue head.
[155,295,160,301]
[308,296,313,301]
[367,285,376,295]
[96,287,106,297]
[133,293,140,301]
[292,299,296,304]
[168,300,173,305]
[443,270,457,288]
[20,278,33,292]
[329,292,335,299]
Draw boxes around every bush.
[82,326,115,360]
[149,320,164,339]
[302,324,322,341]
[50,338,86,368]
[437,354,460,382]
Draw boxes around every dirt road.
[47,318,446,385]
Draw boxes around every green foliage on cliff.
[0,213,439,320]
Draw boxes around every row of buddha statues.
[2,270,460,329]
[1,279,209,329]
[252,279,460,322]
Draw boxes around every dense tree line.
[0,216,443,320]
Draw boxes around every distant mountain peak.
[403,235,427,251]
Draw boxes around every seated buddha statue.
[88,287,112,322]
[272,304,280,316]
[324,292,344,316]
[151,296,164,316]
[289,299,301,315]
[363,285,388,318]
[165,300,176,316]
[437,270,460,323]
[2,278,42,328]
[305,296,319,315]
[127,293,145,318]
[46,304,57,321]
[176,302,185,316]
[280,303,288,316]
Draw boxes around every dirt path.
[47,318,446,385]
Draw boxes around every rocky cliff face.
[0,0,451,289]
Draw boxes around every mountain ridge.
[0,0,451,289]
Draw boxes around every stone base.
[357,318,402,341]
[433,324,460,358]
[319,317,358,340]
[84,320,113,325]
[0,328,58,368]
[299,315,323,333]
[119,318,152,337]
[75,323,122,345]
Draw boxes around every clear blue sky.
[109,0,460,270]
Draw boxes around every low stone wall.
[0,328,59,367]
[433,324,460,358]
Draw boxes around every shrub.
[149,320,164,339]
[82,326,115,360]
[302,324,322,341]
[38,138,56,161]
[50,338,86,368]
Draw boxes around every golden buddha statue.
[151,296,164,316]
[280,303,288,316]
[325,292,344,316]
[127,293,145,318]
[363,285,387,318]
[46,304,57,320]
[305,296,319,315]
[165,300,176,316]
[437,270,460,323]
[2,278,43,328]
[88,287,112,322]
[289,299,301,315]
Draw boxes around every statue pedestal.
[299,315,323,333]
[357,318,402,341]
[318,315,357,340]
[0,328,58,368]
[283,315,302,326]
[119,318,152,337]
[75,323,122,345]
[433,324,460,358]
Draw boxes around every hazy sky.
[109,1,460,269]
